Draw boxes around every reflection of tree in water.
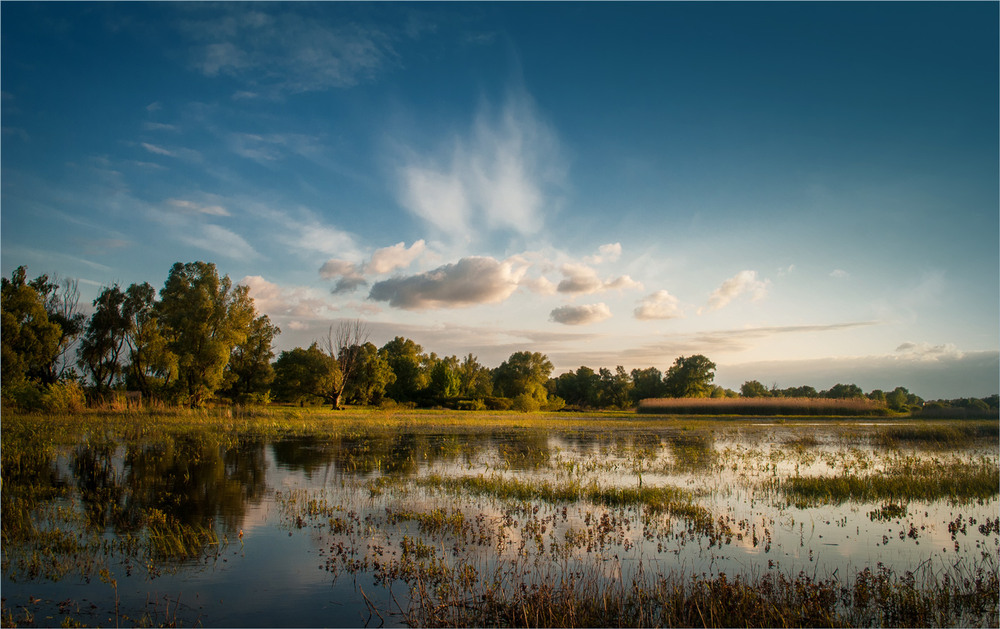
[70,434,267,535]
[272,432,486,478]
[666,431,717,472]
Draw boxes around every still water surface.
[2,421,997,626]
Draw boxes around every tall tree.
[321,320,369,409]
[157,262,256,406]
[380,337,427,402]
[1,266,62,386]
[77,285,130,393]
[429,355,461,398]
[457,353,493,398]
[493,351,553,404]
[224,314,280,402]
[598,366,633,408]
[663,355,716,398]
[344,342,395,405]
[271,343,338,405]
[30,274,85,383]
[122,282,177,398]
[630,366,667,404]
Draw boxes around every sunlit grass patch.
[874,421,999,448]
[782,458,999,505]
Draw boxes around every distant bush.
[637,396,890,417]
[915,399,999,420]
[482,397,513,411]
[2,380,86,413]
[512,393,541,413]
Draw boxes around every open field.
[2,409,998,627]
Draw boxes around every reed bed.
[638,396,891,416]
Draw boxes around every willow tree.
[157,262,257,407]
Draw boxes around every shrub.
[482,397,512,411]
[1,380,86,413]
[511,393,540,412]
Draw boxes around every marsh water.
[2,416,998,627]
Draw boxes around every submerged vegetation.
[2,409,998,627]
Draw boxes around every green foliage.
[429,356,461,398]
[224,314,280,403]
[740,380,770,398]
[380,337,428,402]
[122,282,177,399]
[630,366,667,404]
[77,285,130,394]
[457,353,493,398]
[663,354,716,398]
[157,262,257,406]
[822,383,865,399]
[271,343,339,405]
[493,351,552,406]
[1,266,63,387]
[345,342,395,405]
[2,380,87,413]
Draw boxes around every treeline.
[2,262,277,410]
[3,262,997,416]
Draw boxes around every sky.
[2,2,997,399]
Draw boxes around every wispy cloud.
[166,198,230,217]
[699,270,770,314]
[396,89,563,243]
[179,224,257,261]
[634,290,683,320]
[830,268,849,279]
[368,256,525,309]
[584,242,622,264]
[550,303,612,326]
[895,341,964,361]
[179,6,398,95]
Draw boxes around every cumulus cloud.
[700,270,770,314]
[396,90,561,242]
[368,256,525,309]
[520,275,557,295]
[550,303,612,326]
[318,259,366,294]
[556,263,643,295]
[634,290,683,320]
[365,240,426,274]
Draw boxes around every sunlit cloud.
[365,240,426,274]
[699,270,770,314]
[396,89,562,243]
[556,263,642,295]
[634,290,683,320]
[368,256,525,309]
[550,303,612,326]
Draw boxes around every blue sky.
[3,2,997,398]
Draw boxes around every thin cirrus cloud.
[634,290,683,320]
[699,270,770,314]
[180,7,398,95]
[550,303,612,326]
[166,198,230,217]
[368,256,525,310]
[396,90,562,243]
